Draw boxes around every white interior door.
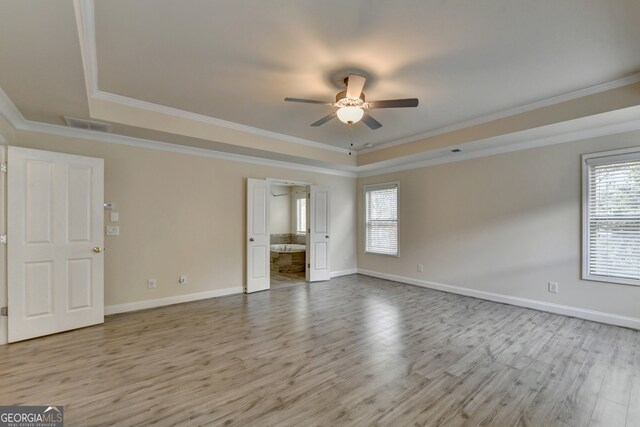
[8,147,104,343]
[246,178,270,293]
[306,185,331,282]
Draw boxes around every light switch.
[106,226,120,236]
[110,212,120,222]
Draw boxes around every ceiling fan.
[284,74,418,130]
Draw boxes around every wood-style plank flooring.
[271,271,306,288]
[1,274,639,426]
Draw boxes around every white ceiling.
[1,0,640,151]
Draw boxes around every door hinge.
[307,263,310,268]
[0,307,7,317]
[0,235,6,245]
[0,163,6,173]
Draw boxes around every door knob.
[249,238,255,242]
[93,247,103,253]
[325,235,330,239]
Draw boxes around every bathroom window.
[364,182,399,256]
[296,194,306,234]
[583,147,640,286]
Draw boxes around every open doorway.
[269,181,307,287]
[246,178,330,293]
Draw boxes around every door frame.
[266,178,312,285]
[0,145,7,345]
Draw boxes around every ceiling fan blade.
[367,98,419,109]
[346,74,366,99]
[362,113,382,130]
[311,112,336,127]
[284,97,331,105]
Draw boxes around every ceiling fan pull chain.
[348,124,354,155]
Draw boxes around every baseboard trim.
[358,269,640,330]
[104,271,356,316]
[105,286,243,315]
[331,269,358,278]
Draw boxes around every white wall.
[358,130,640,323]
[270,185,291,234]
[3,130,356,318]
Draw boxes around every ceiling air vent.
[63,116,112,133]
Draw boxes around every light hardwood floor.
[1,274,638,426]
[271,271,306,288]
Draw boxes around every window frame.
[363,181,400,257]
[582,146,640,286]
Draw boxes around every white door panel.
[68,258,93,310]
[8,147,104,342]
[307,186,331,282]
[246,178,270,293]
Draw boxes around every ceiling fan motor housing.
[335,90,365,107]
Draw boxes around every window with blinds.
[364,182,399,256]
[583,149,640,286]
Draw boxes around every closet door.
[8,147,104,342]
[306,185,331,282]
[246,178,270,293]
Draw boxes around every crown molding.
[0,86,26,126]
[358,106,640,177]
[7,6,640,181]
[73,0,349,155]
[23,119,358,178]
[3,84,640,180]
[0,86,356,178]
[73,0,98,97]
[358,72,640,155]
[93,90,350,154]
[72,0,640,164]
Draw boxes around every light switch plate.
[110,212,119,222]
[106,225,120,236]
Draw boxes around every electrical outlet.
[417,264,424,273]
[178,275,188,285]
[548,282,558,293]
[147,279,156,289]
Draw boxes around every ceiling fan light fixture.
[336,106,364,124]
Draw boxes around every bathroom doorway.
[246,177,331,293]
[269,180,308,287]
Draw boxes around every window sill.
[365,250,400,258]
[582,273,640,287]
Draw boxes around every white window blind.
[365,183,399,256]
[296,195,306,234]
[584,151,640,285]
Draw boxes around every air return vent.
[63,116,112,133]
